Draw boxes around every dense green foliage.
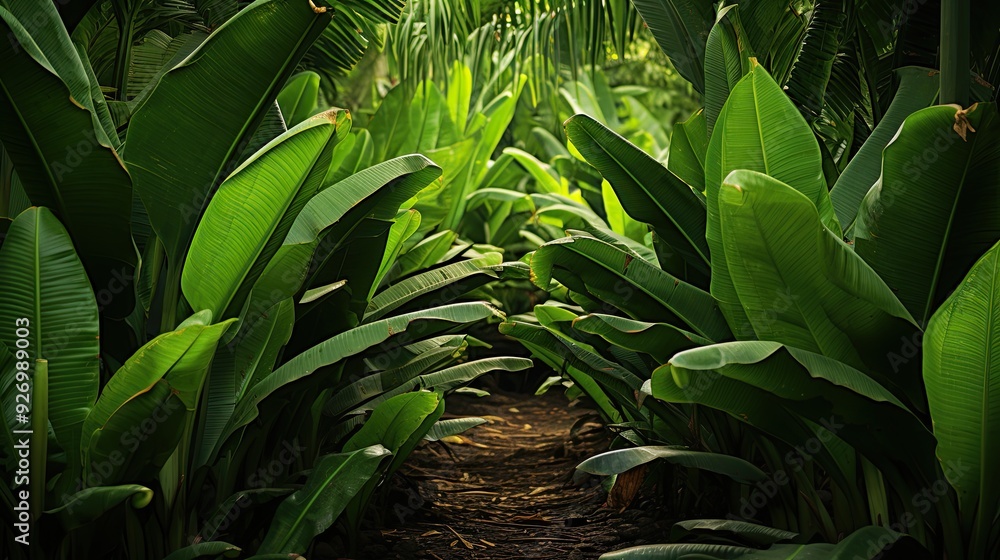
[2,0,1000,559]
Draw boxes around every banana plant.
[0,1,533,558]
[501,1,1000,557]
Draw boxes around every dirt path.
[356,390,670,559]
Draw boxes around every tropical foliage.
[2,0,999,558]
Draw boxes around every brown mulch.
[349,390,671,560]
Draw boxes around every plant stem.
[111,1,136,101]
[160,263,181,333]
[940,0,970,105]
[30,359,47,523]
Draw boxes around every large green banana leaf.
[578,446,766,484]
[236,155,441,337]
[705,63,838,336]
[499,320,661,422]
[704,5,754,137]
[0,8,134,300]
[1,0,117,144]
[80,311,233,482]
[571,314,711,363]
[0,208,99,462]
[670,520,797,547]
[924,239,1000,556]
[565,114,710,279]
[629,0,713,94]
[829,67,940,227]
[340,391,444,534]
[46,485,152,530]
[717,170,922,405]
[218,302,502,451]
[854,103,1000,327]
[648,351,856,492]
[658,340,937,484]
[124,0,331,264]
[257,444,390,554]
[599,526,919,559]
[363,253,503,322]
[324,344,463,418]
[351,357,533,414]
[530,234,730,341]
[183,110,350,319]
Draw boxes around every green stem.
[940,0,970,105]
[111,2,136,101]
[30,359,47,524]
[160,263,181,333]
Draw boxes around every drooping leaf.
[670,519,797,547]
[221,302,502,444]
[257,445,390,554]
[125,0,331,264]
[599,526,919,559]
[853,103,1000,328]
[0,7,134,307]
[424,417,487,441]
[46,485,153,529]
[660,340,937,483]
[578,446,766,484]
[364,253,503,322]
[565,114,710,278]
[571,314,710,363]
[183,110,350,320]
[717,170,922,405]
[530,235,729,341]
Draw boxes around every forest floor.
[351,389,671,559]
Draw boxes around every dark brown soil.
[353,390,671,560]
